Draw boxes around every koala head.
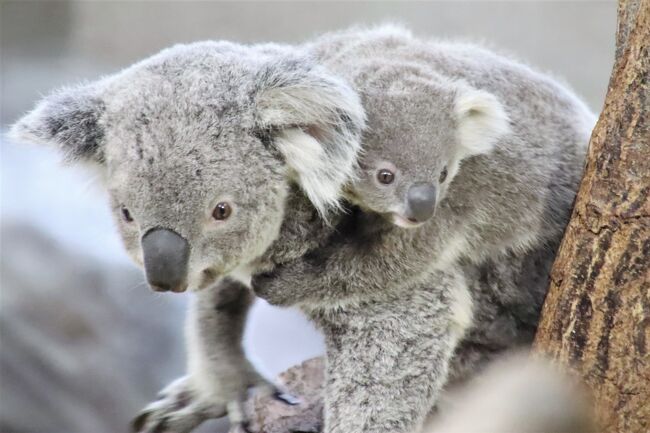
[10,42,364,293]
[348,71,509,228]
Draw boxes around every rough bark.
[245,357,325,433]
[533,1,650,432]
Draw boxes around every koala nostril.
[407,182,437,222]
[170,284,188,293]
[150,283,171,292]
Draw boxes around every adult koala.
[11,26,594,433]
[9,41,364,431]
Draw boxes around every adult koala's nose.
[406,182,437,223]
[141,228,190,293]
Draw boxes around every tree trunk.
[533,1,649,432]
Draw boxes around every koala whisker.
[126,280,148,293]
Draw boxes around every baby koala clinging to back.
[253,61,510,306]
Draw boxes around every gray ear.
[9,84,106,164]
[255,57,365,217]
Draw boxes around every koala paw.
[133,376,299,433]
[251,266,303,306]
[131,376,226,433]
[226,383,300,433]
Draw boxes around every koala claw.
[246,379,299,406]
[229,421,253,433]
[273,390,300,406]
[132,376,226,433]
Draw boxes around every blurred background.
[1,1,615,432]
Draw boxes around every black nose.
[141,228,189,292]
[406,183,437,222]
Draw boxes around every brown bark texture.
[533,1,649,432]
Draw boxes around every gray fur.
[10,26,594,433]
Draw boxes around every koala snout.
[141,228,190,293]
[406,182,437,222]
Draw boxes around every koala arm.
[133,280,287,433]
[257,188,340,269]
[253,216,435,307]
[316,270,470,433]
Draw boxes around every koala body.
[11,26,594,433]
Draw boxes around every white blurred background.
[1,2,615,432]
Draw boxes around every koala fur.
[11,26,594,433]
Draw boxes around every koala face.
[106,122,289,292]
[348,76,509,229]
[11,41,364,293]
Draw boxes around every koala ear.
[454,88,510,158]
[255,58,365,216]
[9,84,106,165]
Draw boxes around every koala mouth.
[391,213,425,229]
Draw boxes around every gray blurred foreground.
[0,224,185,433]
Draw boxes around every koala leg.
[315,272,471,433]
[133,279,289,433]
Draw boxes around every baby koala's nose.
[406,182,437,223]
[141,228,190,293]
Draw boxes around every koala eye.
[439,166,448,183]
[377,169,395,185]
[121,207,134,223]
[212,202,232,221]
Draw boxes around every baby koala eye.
[212,202,232,221]
[439,166,448,183]
[121,207,134,223]
[377,169,395,185]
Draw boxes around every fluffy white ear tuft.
[455,89,510,157]
[274,128,342,217]
[256,59,365,217]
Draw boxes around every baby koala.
[252,63,508,307]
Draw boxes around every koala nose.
[141,228,190,293]
[406,182,437,222]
